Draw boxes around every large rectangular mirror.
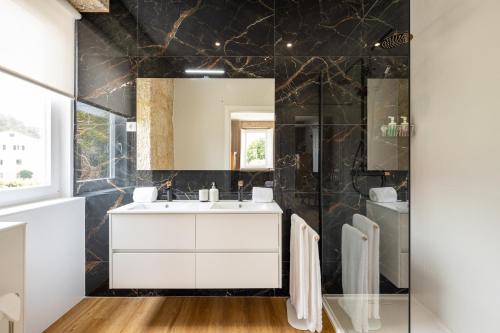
[136,78,275,171]
[367,78,409,171]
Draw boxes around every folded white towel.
[369,187,398,203]
[132,187,158,203]
[353,214,381,325]
[306,227,322,333]
[290,214,307,319]
[252,187,273,203]
[340,224,369,333]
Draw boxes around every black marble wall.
[76,0,409,297]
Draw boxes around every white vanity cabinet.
[108,203,282,289]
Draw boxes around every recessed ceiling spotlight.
[286,42,293,48]
[185,69,225,75]
[215,41,221,47]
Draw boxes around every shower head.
[373,30,413,50]
[380,32,412,49]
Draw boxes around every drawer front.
[112,253,195,289]
[196,253,280,288]
[196,214,279,250]
[111,214,195,250]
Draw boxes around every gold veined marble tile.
[136,78,175,170]
[67,0,109,13]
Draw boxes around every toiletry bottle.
[209,182,219,202]
[199,187,209,202]
[380,124,388,137]
[387,116,397,137]
[400,116,409,136]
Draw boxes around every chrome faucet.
[238,180,244,202]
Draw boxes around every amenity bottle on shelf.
[400,116,409,136]
[387,116,397,137]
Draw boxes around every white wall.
[411,1,500,332]
[0,198,85,333]
[173,79,274,169]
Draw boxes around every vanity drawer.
[196,253,280,288]
[111,214,195,250]
[196,214,279,250]
[112,253,195,289]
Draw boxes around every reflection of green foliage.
[76,111,110,180]
[17,170,33,179]
[246,138,266,163]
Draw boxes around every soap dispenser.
[387,116,397,137]
[209,182,219,202]
[400,116,409,136]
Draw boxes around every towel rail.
[300,223,320,242]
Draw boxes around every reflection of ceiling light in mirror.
[185,69,225,75]
[214,41,221,47]
[286,42,293,48]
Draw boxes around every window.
[75,102,116,182]
[0,72,50,190]
[240,128,274,169]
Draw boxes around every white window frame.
[0,72,73,208]
[240,128,274,170]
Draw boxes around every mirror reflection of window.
[240,128,273,170]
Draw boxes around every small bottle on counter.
[209,182,219,202]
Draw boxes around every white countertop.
[108,200,283,214]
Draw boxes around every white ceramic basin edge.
[108,200,283,214]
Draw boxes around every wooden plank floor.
[45,297,335,333]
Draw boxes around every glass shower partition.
[320,57,410,333]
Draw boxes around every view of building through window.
[0,72,50,189]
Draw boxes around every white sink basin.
[209,202,275,211]
[126,201,200,212]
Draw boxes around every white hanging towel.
[306,227,322,333]
[290,214,309,319]
[339,224,369,333]
[353,214,382,330]
[368,187,397,203]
